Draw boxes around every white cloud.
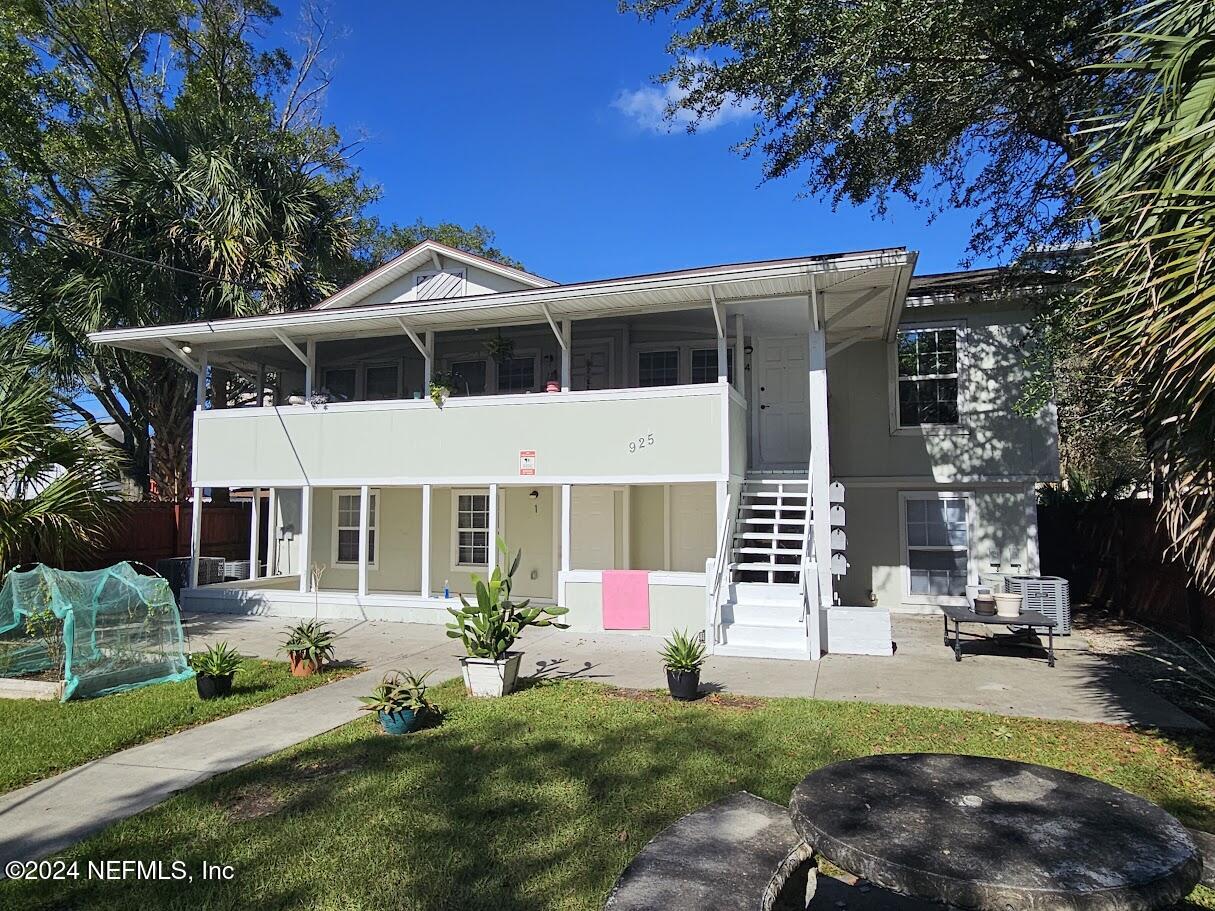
[612,74,754,134]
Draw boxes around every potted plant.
[660,629,706,701]
[446,538,569,697]
[429,370,454,407]
[190,642,242,699]
[280,619,338,677]
[484,332,515,363]
[358,669,435,734]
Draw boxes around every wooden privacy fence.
[1039,499,1215,642]
[40,501,252,572]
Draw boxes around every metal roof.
[90,247,917,358]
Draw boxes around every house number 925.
[628,433,655,454]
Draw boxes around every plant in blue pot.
[358,669,435,735]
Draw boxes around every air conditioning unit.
[1006,575,1071,635]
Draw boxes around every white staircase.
[709,477,819,661]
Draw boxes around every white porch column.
[717,334,729,383]
[266,487,278,576]
[298,485,312,593]
[560,320,572,392]
[249,487,261,580]
[304,339,316,398]
[358,484,370,597]
[488,483,499,572]
[808,327,834,610]
[424,330,435,390]
[733,314,745,397]
[421,484,432,598]
[255,362,265,407]
[189,487,203,588]
[560,484,572,573]
[1025,483,1041,574]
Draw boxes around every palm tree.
[1077,0,1215,589]
[0,370,125,575]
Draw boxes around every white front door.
[756,336,810,467]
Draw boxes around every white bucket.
[994,592,1023,618]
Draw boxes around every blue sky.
[277,1,983,282]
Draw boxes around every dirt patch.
[290,756,365,781]
[1073,607,1215,729]
[218,785,283,822]
[602,686,767,710]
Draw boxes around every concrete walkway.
[0,611,1201,867]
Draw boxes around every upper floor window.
[364,364,400,401]
[690,348,734,384]
[449,360,487,396]
[323,368,356,402]
[896,326,961,427]
[497,356,536,393]
[638,350,679,387]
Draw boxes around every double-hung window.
[454,491,490,567]
[690,348,734,384]
[334,490,377,566]
[895,326,962,428]
[902,493,970,599]
[637,350,680,387]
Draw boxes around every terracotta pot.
[288,651,319,677]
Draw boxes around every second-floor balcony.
[193,382,749,488]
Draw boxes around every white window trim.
[332,488,379,568]
[451,487,492,570]
[889,320,969,436]
[631,338,738,386]
[897,490,974,606]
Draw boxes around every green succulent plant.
[358,669,435,715]
[659,628,706,674]
[190,641,242,677]
[279,619,338,667]
[445,538,569,660]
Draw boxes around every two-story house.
[90,240,1058,660]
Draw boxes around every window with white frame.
[896,326,961,427]
[334,490,377,565]
[637,350,679,387]
[496,355,536,393]
[454,491,490,567]
[903,493,969,598]
[690,347,734,384]
[364,364,400,401]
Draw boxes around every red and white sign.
[518,450,536,476]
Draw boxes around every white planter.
[461,652,522,698]
[994,592,1024,618]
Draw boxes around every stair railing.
[797,485,815,621]
[706,493,734,646]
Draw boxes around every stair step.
[729,581,802,602]
[711,641,815,661]
[719,622,810,653]
[725,602,804,626]
[734,531,804,541]
[735,561,802,572]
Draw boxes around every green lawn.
[6,680,1215,911]
[0,659,354,794]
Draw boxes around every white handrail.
[797,490,814,621]
[707,493,733,645]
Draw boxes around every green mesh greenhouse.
[0,563,193,701]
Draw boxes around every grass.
[5,679,1215,911]
[0,659,355,794]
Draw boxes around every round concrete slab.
[790,753,1201,910]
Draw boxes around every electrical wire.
[0,213,261,292]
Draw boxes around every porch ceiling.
[90,247,917,359]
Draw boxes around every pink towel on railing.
[601,570,650,630]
